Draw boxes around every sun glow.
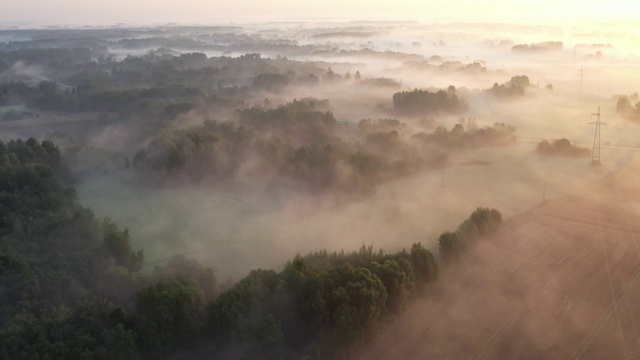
[1,0,639,25]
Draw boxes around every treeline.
[132,102,518,195]
[0,138,503,359]
[0,80,205,117]
[485,75,531,97]
[131,99,372,192]
[199,243,438,359]
[0,48,338,119]
[201,206,501,359]
[133,101,456,194]
[392,86,467,115]
[0,47,99,75]
[438,208,503,264]
[412,120,517,150]
[536,138,590,158]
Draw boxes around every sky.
[0,0,639,25]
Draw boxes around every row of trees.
[438,208,503,264]
[0,80,205,116]
[485,75,531,97]
[536,138,590,158]
[392,86,467,115]
[195,206,501,359]
[412,121,517,150]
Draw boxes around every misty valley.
[1,19,640,360]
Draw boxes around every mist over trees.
[536,138,591,158]
[392,86,467,115]
[486,75,531,97]
[0,138,503,359]
[131,100,518,196]
[1,19,624,360]
[412,121,517,150]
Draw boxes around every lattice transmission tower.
[588,107,607,166]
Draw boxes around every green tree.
[135,278,205,357]
[410,242,439,284]
[438,231,462,264]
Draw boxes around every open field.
[357,153,640,359]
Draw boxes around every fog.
[52,22,639,279]
[357,154,640,359]
[2,22,640,280]
[2,16,640,358]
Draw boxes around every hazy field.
[357,150,640,360]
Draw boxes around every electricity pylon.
[588,107,607,166]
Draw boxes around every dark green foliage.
[133,119,253,182]
[245,315,285,359]
[326,266,387,350]
[204,242,441,359]
[0,46,335,122]
[0,138,218,360]
[439,207,502,265]
[438,231,463,264]
[393,87,467,115]
[371,259,414,312]
[0,138,504,359]
[0,138,146,359]
[0,302,138,360]
[135,278,205,357]
[103,219,144,272]
[207,269,278,338]
[410,242,439,284]
[466,207,503,236]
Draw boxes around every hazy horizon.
[2,0,640,26]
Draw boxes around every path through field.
[358,157,640,360]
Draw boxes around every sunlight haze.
[3,0,640,358]
[1,0,639,25]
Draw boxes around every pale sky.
[0,0,638,25]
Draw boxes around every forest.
[1,17,638,360]
[0,138,501,359]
